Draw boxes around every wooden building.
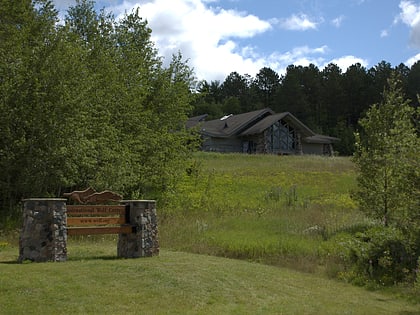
[188,108,339,155]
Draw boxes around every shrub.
[346,226,417,285]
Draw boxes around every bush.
[346,226,417,285]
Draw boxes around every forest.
[192,62,420,155]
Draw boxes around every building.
[188,108,339,155]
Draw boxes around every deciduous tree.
[353,74,419,229]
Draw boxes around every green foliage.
[342,226,416,285]
[0,0,198,222]
[353,74,419,229]
[351,73,420,286]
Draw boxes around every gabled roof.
[186,114,208,129]
[194,108,339,144]
[200,108,274,138]
[240,112,315,137]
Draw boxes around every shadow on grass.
[67,255,123,261]
[0,255,125,264]
[0,260,19,265]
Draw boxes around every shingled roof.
[196,108,339,145]
[199,108,274,138]
[240,112,315,137]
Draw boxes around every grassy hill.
[1,153,419,313]
[160,153,364,272]
[1,240,419,314]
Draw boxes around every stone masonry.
[118,200,159,258]
[19,199,67,262]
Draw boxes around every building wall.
[301,143,324,155]
[202,136,330,156]
[202,136,242,153]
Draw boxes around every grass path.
[1,242,419,315]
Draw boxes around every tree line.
[192,62,420,155]
[0,0,197,221]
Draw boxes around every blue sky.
[53,0,420,81]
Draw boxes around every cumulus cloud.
[405,52,420,65]
[326,56,368,72]
[277,13,319,31]
[104,0,273,80]
[397,0,420,48]
[52,0,367,80]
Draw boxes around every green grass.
[1,153,419,313]
[1,239,419,314]
[160,153,364,273]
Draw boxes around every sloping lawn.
[0,241,419,315]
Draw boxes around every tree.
[321,63,345,131]
[407,61,420,108]
[0,0,62,214]
[253,67,280,109]
[277,65,309,118]
[0,0,198,225]
[221,72,254,112]
[353,74,419,229]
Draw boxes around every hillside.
[0,242,418,314]
[1,153,418,313]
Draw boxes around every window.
[268,121,295,153]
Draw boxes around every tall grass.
[160,153,368,273]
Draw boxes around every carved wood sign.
[63,189,128,236]
[63,187,122,204]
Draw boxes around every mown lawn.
[1,240,419,315]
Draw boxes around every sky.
[52,0,420,81]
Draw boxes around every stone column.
[18,198,67,263]
[117,200,159,258]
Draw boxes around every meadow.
[160,153,366,273]
[1,152,419,314]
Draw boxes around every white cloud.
[331,15,345,28]
[380,29,389,38]
[265,46,329,75]
[406,52,420,66]
[106,0,272,80]
[52,0,369,81]
[397,0,420,48]
[278,13,319,31]
[325,55,369,72]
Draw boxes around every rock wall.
[118,200,159,258]
[19,199,67,262]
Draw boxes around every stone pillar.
[18,199,67,262]
[117,200,159,258]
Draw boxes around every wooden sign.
[63,188,122,204]
[67,205,126,215]
[67,225,134,236]
[67,217,125,226]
